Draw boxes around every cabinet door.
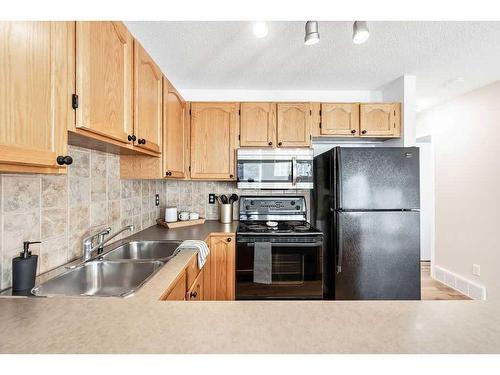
[164,272,187,301]
[190,102,238,180]
[321,103,360,136]
[0,21,73,173]
[240,102,276,147]
[163,78,187,178]
[187,270,204,301]
[133,41,162,153]
[209,235,235,300]
[276,103,312,147]
[360,103,401,137]
[75,22,133,144]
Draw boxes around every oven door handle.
[244,241,323,248]
[292,157,297,186]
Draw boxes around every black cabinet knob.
[361,130,367,135]
[127,134,137,142]
[351,129,356,134]
[139,139,146,144]
[229,174,234,178]
[165,171,172,177]
[227,238,232,242]
[278,142,282,146]
[190,291,198,298]
[268,142,273,146]
[56,155,73,166]
[245,205,250,210]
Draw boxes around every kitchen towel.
[176,240,210,268]
[253,242,272,284]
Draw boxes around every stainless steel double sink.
[31,241,182,298]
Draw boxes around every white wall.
[381,75,417,147]
[178,89,382,102]
[416,80,500,299]
[416,136,434,262]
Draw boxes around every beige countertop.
[1,220,500,354]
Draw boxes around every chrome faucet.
[82,225,134,262]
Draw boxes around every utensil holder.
[220,203,233,224]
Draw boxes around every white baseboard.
[432,265,487,300]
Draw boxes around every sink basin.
[31,260,164,298]
[101,241,182,261]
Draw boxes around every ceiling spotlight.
[252,21,268,38]
[353,21,370,44]
[304,21,320,45]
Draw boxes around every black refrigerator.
[312,147,421,300]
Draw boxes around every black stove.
[236,196,324,300]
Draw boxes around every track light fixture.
[304,21,320,45]
[353,21,370,44]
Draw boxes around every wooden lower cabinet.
[164,272,187,301]
[187,271,204,301]
[208,234,235,301]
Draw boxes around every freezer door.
[334,211,421,300]
[336,147,420,210]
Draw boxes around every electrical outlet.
[209,193,216,204]
[472,264,481,276]
[155,194,160,206]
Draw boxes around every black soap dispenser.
[12,241,41,292]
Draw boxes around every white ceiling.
[125,21,500,110]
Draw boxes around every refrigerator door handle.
[335,147,342,210]
[292,157,297,186]
[336,212,343,274]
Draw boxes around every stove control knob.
[296,205,300,210]
[246,205,250,210]
[250,200,254,205]
[290,201,295,206]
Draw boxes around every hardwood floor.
[421,261,470,300]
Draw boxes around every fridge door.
[334,211,421,300]
[336,147,420,210]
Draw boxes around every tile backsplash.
[0,145,310,290]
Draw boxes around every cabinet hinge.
[189,166,191,172]
[238,134,240,140]
[189,109,192,115]
[238,109,241,115]
[394,110,396,116]
[310,134,312,140]
[309,109,312,116]
[319,122,322,129]
[319,110,322,116]
[72,94,79,110]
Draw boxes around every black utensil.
[229,193,239,204]
[220,194,228,204]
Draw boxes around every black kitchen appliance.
[312,147,421,300]
[236,196,323,300]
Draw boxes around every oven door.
[236,238,323,299]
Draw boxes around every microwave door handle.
[292,157,297,186]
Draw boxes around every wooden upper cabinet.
[360,103,401,137]
[209,235,235,301]
[75,21,133,144]
[240,102,276,147]
[276,103,312,147]
[163,79,187,179]
[133,41,162,153]
[321,103,360,136]
[190,102,239,180]
[0,21,74,174]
